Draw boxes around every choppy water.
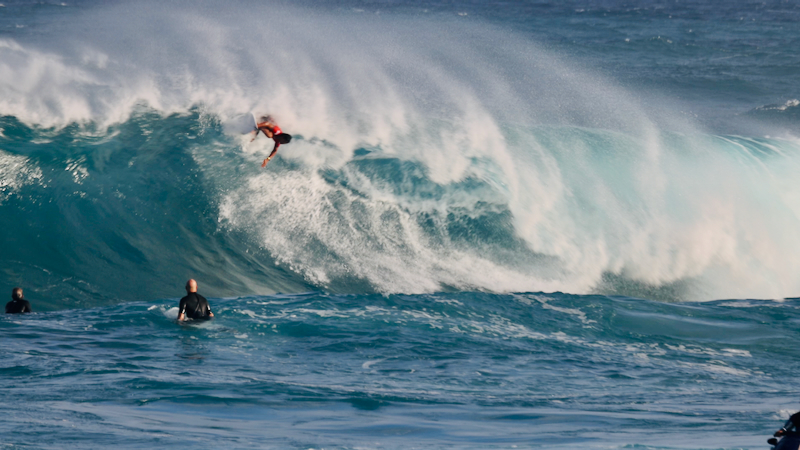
[4,292,800,449]
[1,0,799,448]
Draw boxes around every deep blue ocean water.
[1,0,800,448]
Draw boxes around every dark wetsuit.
[6,299,31,314]
[178,292,212,320]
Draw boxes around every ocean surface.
[1,0,799,448]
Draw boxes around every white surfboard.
[223,113,257,135]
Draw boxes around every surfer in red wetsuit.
[252,115,292,167]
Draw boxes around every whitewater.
[1,0,800,448]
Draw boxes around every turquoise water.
[1,0,800,448]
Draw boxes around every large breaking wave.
[2,2,800,308]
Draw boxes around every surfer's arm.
[261,142,281,167]
[177,301,186,321]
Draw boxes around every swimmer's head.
[185,279,198,293]
[11,287,23,301]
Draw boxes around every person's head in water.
[185,279,198,294]
[6,287,31,314]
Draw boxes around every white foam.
[0,151,42,203]
[677,361,752,377]
[163,307,179,319]
[664,344,752,358]
[527,294,596,325]
[361,358,386,369]
[757,99,800,111]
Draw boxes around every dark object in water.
[769,412,800,449]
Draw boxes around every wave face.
[2,1,800,308]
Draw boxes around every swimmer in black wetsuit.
[6,287,32,314]
[177,279,214,321]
